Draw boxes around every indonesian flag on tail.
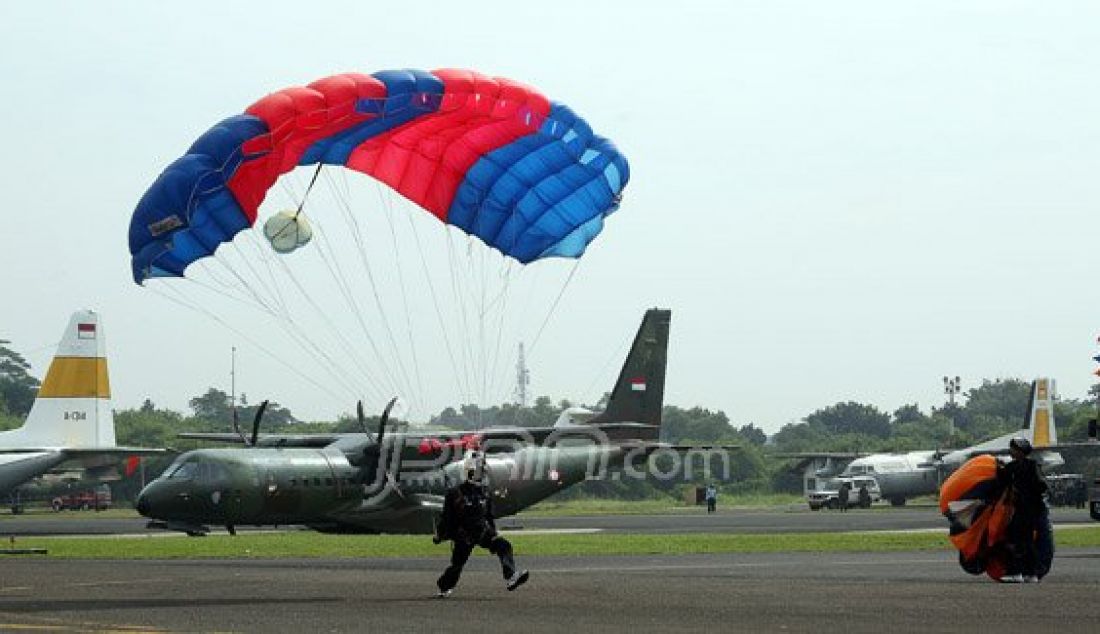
[630,377,646,392]
[77,323,96,339]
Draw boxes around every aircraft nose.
[135,494,150,517]
[135,485,154,517]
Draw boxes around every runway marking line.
[68,579,173,589]
[536,556,950,574]
[0,611,170,633]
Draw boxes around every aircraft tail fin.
[588,309,671,430]
[0,311,116,449]
[1023,378,1057,448]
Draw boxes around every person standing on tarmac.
[837,482,850,512]
[998,437,1051,583]
[858,484,871,509]
[434,458,529,598]
[705,483,718,514]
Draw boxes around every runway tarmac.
[2,506,1094,537]
[2,549,1099,633]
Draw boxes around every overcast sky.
[1,1,1098,432]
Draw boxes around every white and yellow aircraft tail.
[946,378,1062,468]
[1021,378,1057,449]
[1,311,161,498]
[1,311,116,449]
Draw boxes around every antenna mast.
[230,346,237,410]
[514,342,530,407]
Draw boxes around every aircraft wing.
[1041,442,1100,458]
[63,447,166,455]
[773,452,869,459]
[179,422,664,449]
[0,447,165,455]
[177,432,342,447]
[962,442,1100,460]
[653,443,741,452]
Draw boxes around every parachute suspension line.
[475,240,488,415]
[242,232,293,321]
[361,172,426,411]
[182,272,277,318]
[203,248,367,400]
[316,177,421,416]
[520,259,583,386]
[475,239,496,421]
[210,250,282,318]
[326,186,416,412]
[195,259,251,299]
[264,165,323,248]
[192,260,280,317]
[458,235,484,417]
[218,247,370,401]
[267,174,394,406]
[317,179,420,414]
[485,260,515,410]
[401,193,471,408]
[306,214,408,407]
[249,223,384,401]
[147,282,351,403]
[264,170,398,402]
[264,239,390,405]
[580,331,633,407]
[227,242,285,313]
[327,180,423,412]
[293,163,324,219]
[444,225,478,408]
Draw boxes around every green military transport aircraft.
[137,309,716,535]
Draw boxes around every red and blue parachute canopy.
[128,69,629,283]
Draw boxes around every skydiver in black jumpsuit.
[998,438,1051,583]
[434,465,529,597]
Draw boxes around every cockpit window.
[166,458,229,482]
[198,461,230,483]
[168,460,198,479]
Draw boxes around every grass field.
[4,527,1099,560]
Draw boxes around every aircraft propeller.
[359,397,400,490]
[250,401,269,447]
[376,397,397,446]
[230,401,268,447]
[226,401,266,536]
[356,400,370,437]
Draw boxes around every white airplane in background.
[794,378,1098,506]
[0,310,162,512]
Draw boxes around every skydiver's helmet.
[462,451,485,484]
[1009,437,1033,456]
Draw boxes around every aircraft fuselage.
[137,443,615,534]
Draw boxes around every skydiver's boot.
[506,570,530,591]
[999,574,1023,583]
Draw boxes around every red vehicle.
[51,485,112,512]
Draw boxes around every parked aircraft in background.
[0,311,163,513]
[790,378,1098,506]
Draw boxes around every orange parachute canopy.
[940,454,1013,580]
